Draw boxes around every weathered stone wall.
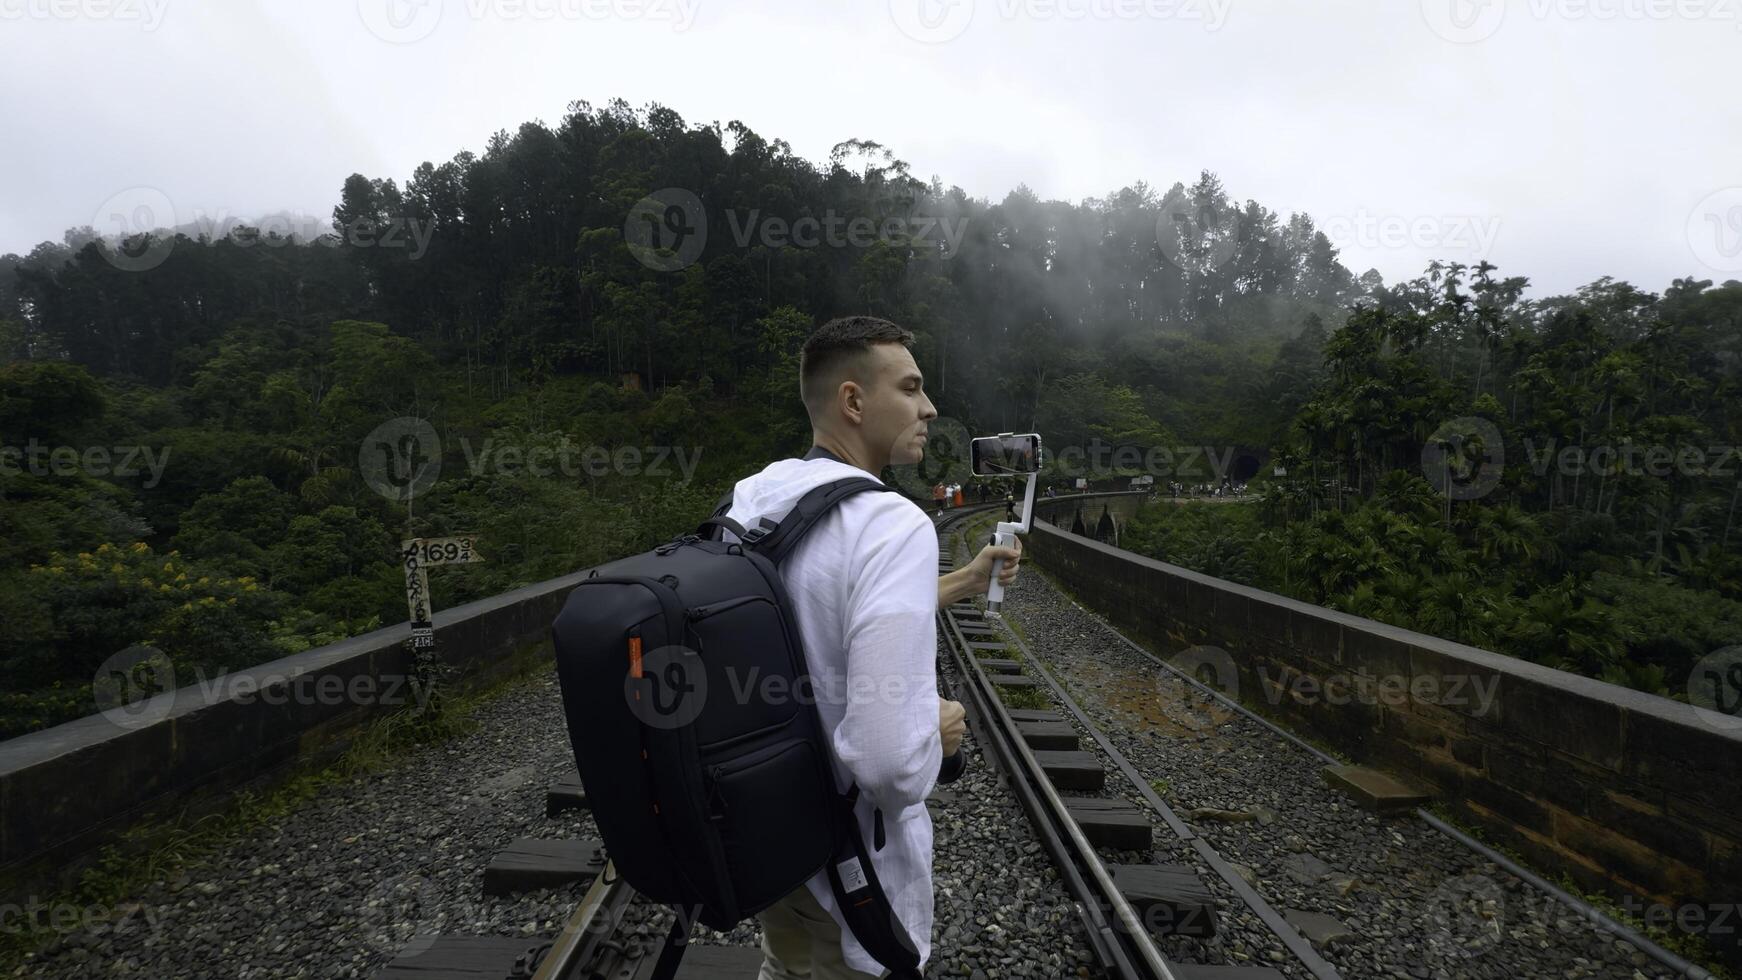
[0,568,590,903]
[1028,510,1741,952]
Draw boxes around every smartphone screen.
[971,434,1041,475]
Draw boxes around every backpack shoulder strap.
[709,488,735,518]
[751,477,896,566]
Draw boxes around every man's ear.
[837,379,864,426]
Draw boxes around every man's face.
[858,343,937,467]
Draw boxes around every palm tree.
[1499,582,1634,677]
[1472,504,1546,566]
[1414,572,1499,648]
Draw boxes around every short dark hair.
[799,316,914,413]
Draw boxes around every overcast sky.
[2,0,1738,298]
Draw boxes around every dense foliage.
[1,97,1736,735]
[1124,266,1742,694]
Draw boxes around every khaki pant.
[756,884,888,980]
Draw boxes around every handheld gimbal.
[972,433,1042,619]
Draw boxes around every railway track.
[941,507,1715,980]
[368,500,1715,980]
[375,502,1339,979]
[932,505,1315,980]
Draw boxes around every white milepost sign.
[402,537,484,650]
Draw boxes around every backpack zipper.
[685,595,770,621]
[703,766,728,821]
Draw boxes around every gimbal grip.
[938,748,967,784]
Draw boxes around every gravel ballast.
[986,539,1685,980]
[15,512,1681,980]
[15,550,1094,978]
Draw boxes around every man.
[721,316,1022,979]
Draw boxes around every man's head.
[800,315,936,472]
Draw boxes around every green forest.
[1,97,1738,738]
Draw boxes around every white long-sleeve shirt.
[723,456,942,975]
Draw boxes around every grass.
[954,515,1053,712]
[997,684,1049,711]
[0,640,554,973]
[1421,804,1737,979]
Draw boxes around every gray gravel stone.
[988,550,1687,980]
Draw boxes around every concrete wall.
[1027,510,1742,939]
[0,568,591,903]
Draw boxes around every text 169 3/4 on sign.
[403,537,484,566]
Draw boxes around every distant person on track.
[722,316,1020,979]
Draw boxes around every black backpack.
[551,476,926,980]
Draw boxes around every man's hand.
[966,536,1022,590]
[937,536,1024,608]
[938,699,966,757]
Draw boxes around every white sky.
[2,0,1739,298]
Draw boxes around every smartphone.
[971,433,1042,476]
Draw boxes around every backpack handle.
[695,515,747,542]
